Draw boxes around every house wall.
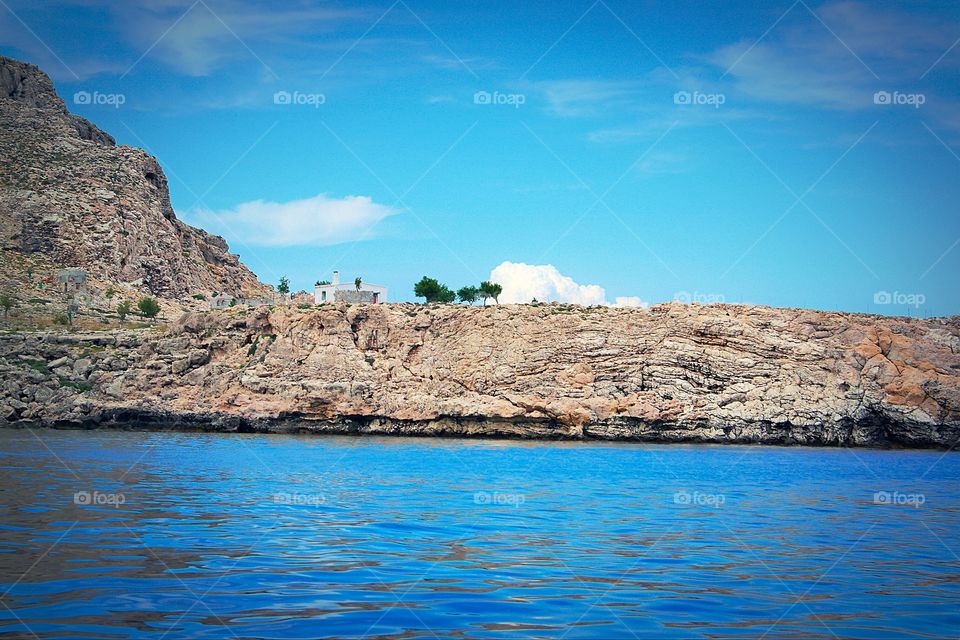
[335,290,376,304]
[56,269,86,292]
[315,283,388,304]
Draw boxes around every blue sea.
[0,429,958,639]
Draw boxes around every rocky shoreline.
[2,302,958,449]
[7,412,953,450]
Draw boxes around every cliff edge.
[2,303,958,448]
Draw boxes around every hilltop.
[0,55,268,324]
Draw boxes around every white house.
[315,271,387,305]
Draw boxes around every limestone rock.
[1,303,958,448]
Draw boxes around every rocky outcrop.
[2,303,958,448]
[0,54,267,300]
[1,55,114,145]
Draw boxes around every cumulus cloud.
[490,261,645,307]
[190,193,397,247]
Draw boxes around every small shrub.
[138,297,160,319]
[22,358,49,374]
[58,378,92,392]
[0,292,17,318]
[117,301,131,324]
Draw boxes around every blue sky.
[2,0,959,314]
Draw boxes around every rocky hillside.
[2,303,958,448]
[0,55,266,300]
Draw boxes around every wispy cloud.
[536,79,642,117]
[190,193,398,247]
[116,1,365,77]
[707,1,960,110]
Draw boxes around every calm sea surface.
[0,429,958,639]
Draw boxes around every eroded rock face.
[1,303,958,448]
[0,55,114,145]
[0,54,266,300]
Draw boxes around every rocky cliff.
[0,55,266,300]
[2,303,958,448]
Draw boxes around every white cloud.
[613,296,649,308]
[120,2,364,77]
[490,261,629,306]
[705,2,960,111]
[190,193,397,247]
[537,79,642,117]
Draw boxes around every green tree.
[414,277,456,304]
[457,286,479,305]
[438,287,455,303]
[117,300,131,325]
[105,286,115,299]
[0,292,17,318]
[137,296,160,320]
[479,281,503,305]
[278,276,290,295]
[355,277,363,291]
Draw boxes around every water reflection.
[0,430,957,638]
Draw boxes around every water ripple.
[0,430,958,638]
